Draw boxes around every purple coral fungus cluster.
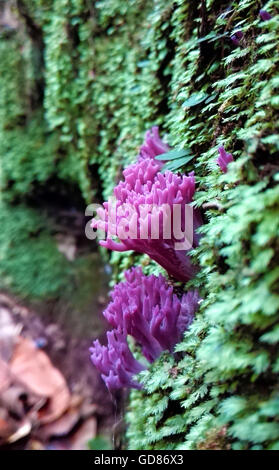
[90,127,202,391]
[90,128,237,392]
[92,127,202,282]
[90,268,199,390]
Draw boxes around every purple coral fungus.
[216,146,234,173]
[90,267,200,390]
[90,329,145,390]
[91,128,202,282]
[259,9,272,21]
[138,126,169,161]
[231,30,243,46]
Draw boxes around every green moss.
[0,203,71,299]
[1,0,279,450]
[126,0,279,450]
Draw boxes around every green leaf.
[197,32,229,44]
[155,148,193,161]
[183,92,209,108]
[205,94,217,104]
[162,155,195,172]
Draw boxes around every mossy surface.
[1,0,279,449]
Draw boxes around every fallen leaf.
[10,337,70,424]
[38,404,80,439]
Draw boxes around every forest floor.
[0,292,117,450]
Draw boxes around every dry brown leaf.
[10,337,70,424]
[38,404,81,439]
[10,337,67,396]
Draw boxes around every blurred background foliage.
[1,0,279,450]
